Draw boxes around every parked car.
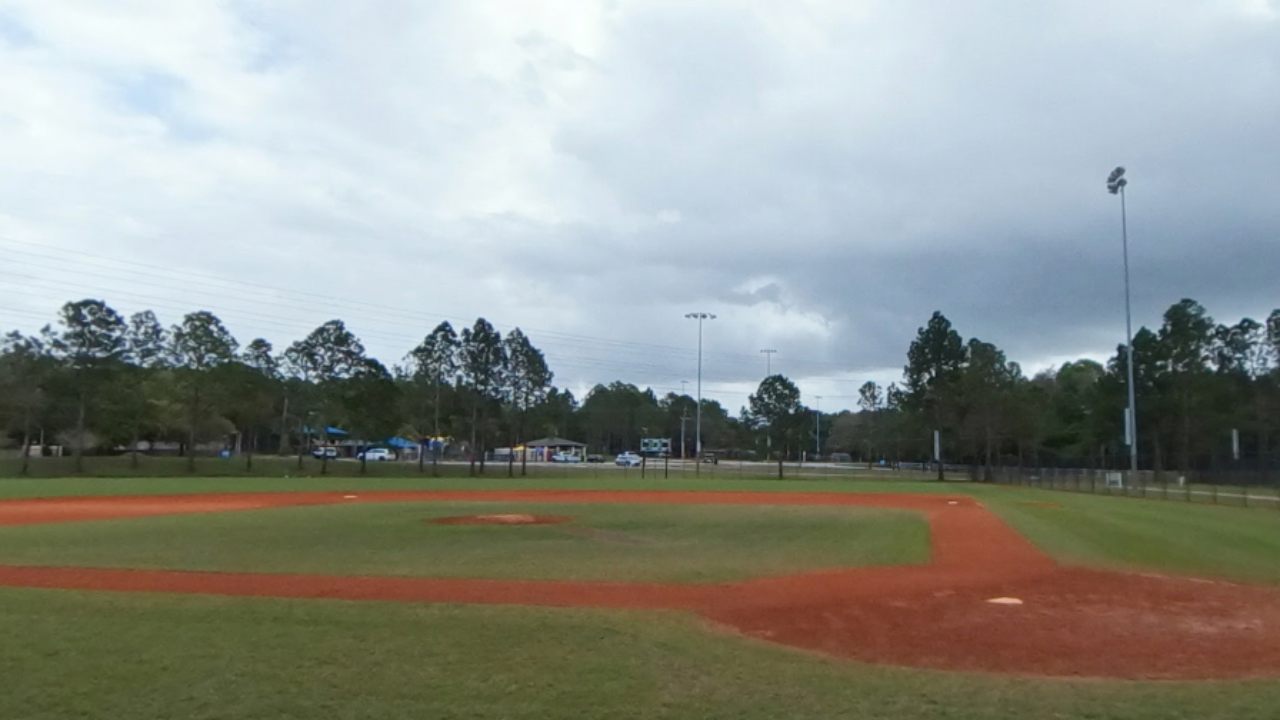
[615,452,643,467]
[551,451,581,463]
[311,446,339,459]
[358,448,395,462]
[699,452,718,465]
[585,454,605,463]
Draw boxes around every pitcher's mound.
[430,514,572,526]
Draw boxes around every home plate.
[987,597,1024,605]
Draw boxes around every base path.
[1,490,1279,680]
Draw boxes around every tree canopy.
[3,297,1278,476]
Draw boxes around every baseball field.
[2,475,1280,719]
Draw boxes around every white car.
[551,451,581,463]
[615,452,643,467]
[358,448,395,462]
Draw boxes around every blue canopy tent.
[301,426,349,436]
[383,436,446,461]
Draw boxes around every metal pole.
[1121,185,1138,474]
[680,410,687,461]
[680,380,688,460]
[696,317,703,466]
[685,313,715,475]
[814,396,822,457]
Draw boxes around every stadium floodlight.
[1107,166,1138,473]
[759,349,777,376]
[684,313,716,471]
[1107,166,1128,194]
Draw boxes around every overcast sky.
[2,1,1278,412]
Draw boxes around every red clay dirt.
[0,490,1278,680]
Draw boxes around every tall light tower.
[760,349,777,376]
[685,312,716,471]
[1107,167,1138,474]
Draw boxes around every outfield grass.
[981,487,1280,585]
[0,501,928,583]
[4,588,1280,720]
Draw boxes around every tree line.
[823,300,1280,478]
[0,300,558,476]
[3,297,1278,478]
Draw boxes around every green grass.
[981,487,1280,585]
[0,454,937,482]
[4,474,1278,587]
[5,478,1280,717]
[0,501,927,583]
[4,588,1280,720]
[0,472,959,500]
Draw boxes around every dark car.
[585,454,605,463]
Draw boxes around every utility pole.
[1107,166,1139,474]
[278,396,290,455]
[679,380,689,460]
[680,409,688,460]
[760,349,777,376]
[814,395,822,457]
[684,312,716,475]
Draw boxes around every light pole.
[1108,166,1139,474]
[760,349,777,376]
[685,312,716,471]
[814,395,822,458]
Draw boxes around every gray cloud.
[1,0,1278,411]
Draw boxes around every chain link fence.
[0,454,940,482]
[992,465,1280,509]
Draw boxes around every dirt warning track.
[1,489,1279,680]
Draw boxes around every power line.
[0,235,879,376]
[0,237,881,411]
